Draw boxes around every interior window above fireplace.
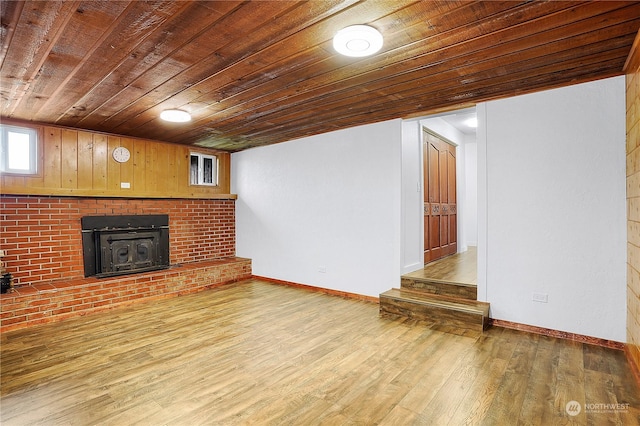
[0,124,39,175]
[190,152,218,186]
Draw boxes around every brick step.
[400,275,477,300]
[379,288,490,334]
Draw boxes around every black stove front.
[81,215,169,278]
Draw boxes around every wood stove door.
[99,231,158,275]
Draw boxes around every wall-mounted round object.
[112,146,131,163]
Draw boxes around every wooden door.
[423,130,457,263]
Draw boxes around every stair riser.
[401,277,476,300]
[380,296,488,333]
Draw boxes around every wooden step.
[379,288,490,333]
[401,275,477,300]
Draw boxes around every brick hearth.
[0,195,251,331]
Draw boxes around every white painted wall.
[231,75,625,342]
[464,135,478,247]
[478,76,627,341]
[232,119,402,298]
[401,120,423,274]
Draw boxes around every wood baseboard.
[251,275,379,304]
[489,319,624,350]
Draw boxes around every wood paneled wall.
[0,120,233,199]
[625,30,640,379]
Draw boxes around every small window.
[190,152,218,186]
[0,124,38,175]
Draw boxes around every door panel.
[423,131,457,264]
[428,144,439,203]
[448,151,456,203]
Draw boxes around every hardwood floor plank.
[406,246,478,285]
[396,338,470,415]
[552,340,587,424]
[517,336,563,424]
[443,332,516,424]
[1,279,638,425]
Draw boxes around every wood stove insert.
[81,215,169,278]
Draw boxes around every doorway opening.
[420,107,477,271]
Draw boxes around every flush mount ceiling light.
[464,117,478,128]
[333,25,383,57]
[160,109,191,123]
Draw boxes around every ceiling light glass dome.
[333,25,383,57]
[160,109,191,122]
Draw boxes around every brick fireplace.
[0,195,251,331]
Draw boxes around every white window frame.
[189,152,218,186]
[0,124,39,175]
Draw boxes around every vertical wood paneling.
[625,30,640,379]
[166,142,178,194]
[156,142,171,191]
[1,121,233,199]
[119,137,135,191]
[92,133,108,190]
[106,135,121,192]
[61,129,78,188]
[77,131,93,189]
[219,152,231,193]
[133,138,146,191]
[43,127,62,188]
[145,142,158,193]
[2,175,24,189]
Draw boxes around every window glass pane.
[190,155,199,184]
[8,131,31,170]
[203,157,213,183]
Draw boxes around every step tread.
[380,288,489,316]
[401,275,476,288]
[400,276,477,300]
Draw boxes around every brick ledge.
[2,258,250,297]
[1,257,252,332]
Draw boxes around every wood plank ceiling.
[1,1,639,152]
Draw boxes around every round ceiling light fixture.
[160,109,191,123]
[333,25,383,57]
[464,117,478,128]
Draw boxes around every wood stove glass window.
[190,152,218,186]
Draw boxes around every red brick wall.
[0,196,236,287]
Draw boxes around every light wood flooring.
[2,279,639,425]
[406,247,477,286]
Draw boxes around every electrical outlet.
[532,292,548,303]
[120,182,131,189]
[318,266,326,273]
